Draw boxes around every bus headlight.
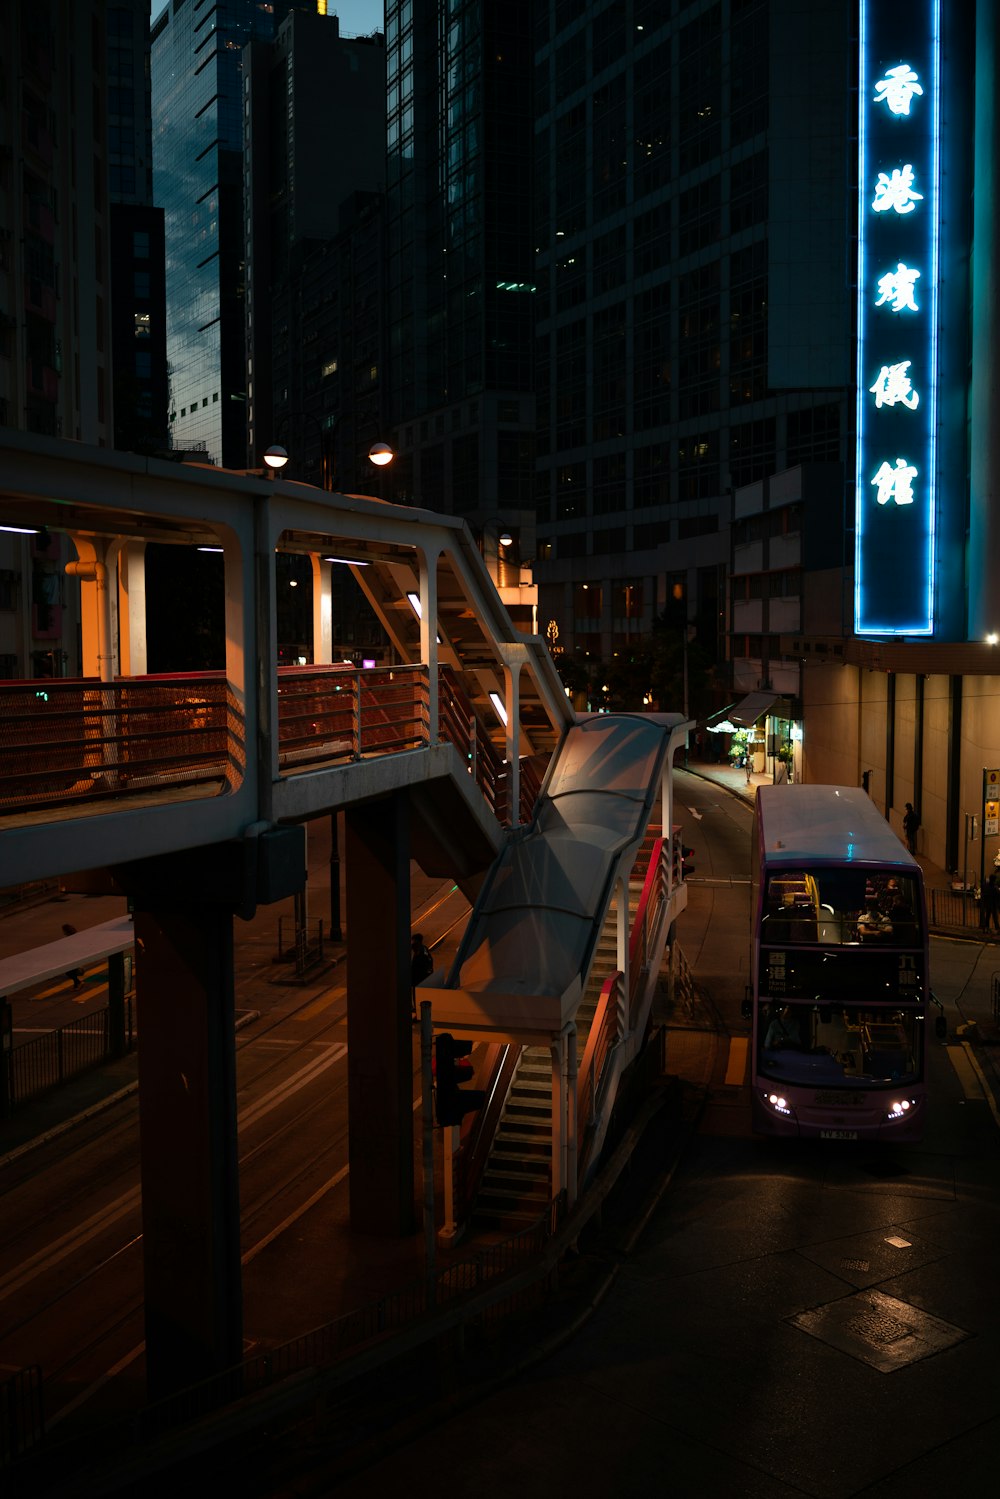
[763,1090,793,1117]
[886,1098,914,1119]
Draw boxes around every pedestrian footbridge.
[0,431,691,1401]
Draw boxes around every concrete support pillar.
[345,793,415,1235]
[132,900,242,1402]
[310,555,333,665]
[118,540,147,676]
[417,545,440,743]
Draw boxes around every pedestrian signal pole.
[420,1001,435,1294]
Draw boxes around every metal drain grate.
[846,1307,911,1345]
[840,1258,870,1272]
[789,1290,969,1372]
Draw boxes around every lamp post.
[477,515,515,586]
[263,444,288,479]
[271,411,333,489]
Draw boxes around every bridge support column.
[345,792,415,1235]
[132,899,243,1403]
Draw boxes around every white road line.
[1,1043,349,1307]
[957,1043,1000,1129]
[946,1043,985,1100]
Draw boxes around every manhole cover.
[840,1258,870,1272]
[846,1307,910,1345]
[789,1290,969,1372]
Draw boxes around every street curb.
[0,1010,260,1172]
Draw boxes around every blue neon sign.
[855,0,939,636]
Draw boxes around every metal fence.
[927,886,981,932]
[6,999,134,1112]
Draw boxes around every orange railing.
[277,664,428,771]
[0,673,244,814]
[628,836,668,1031]
[576,972,624,1168]
[0,665,551,828]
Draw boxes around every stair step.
[492,1132,550,1154]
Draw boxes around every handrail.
[576,972,622,1158]
[628,837,667,1030]
[0,676,245,815]
[455,1041,520,1211]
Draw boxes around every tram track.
[0,876,471,1430]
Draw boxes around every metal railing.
[5,998,134,1112]
[0,675,244,814]
[0,666,548,832]
[927,886,982,932]
[14,1195,564,1486]
[277,664,428,771]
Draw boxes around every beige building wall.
[800,665,1000,881]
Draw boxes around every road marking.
[685,805,703,821]
[952,1042,1000,1128]
[297,983,347,1023]
[237,1042,347,1131]
[50,1160,356,1429]
[946,1043,985,1100]
[243,1165,350,1265]
[724,1036,748,1087]
[1,1044,348,1307]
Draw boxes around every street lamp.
[368,441,394,467]
[263,444,288,479]
[477,515,515,586]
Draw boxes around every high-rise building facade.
[532,0,853,702]
[383,0,537,569]
[152,0,294,468]
[242,8,386,483]
[109,0,169,458]
[0,0,142,678]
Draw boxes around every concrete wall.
[802,663,1000,879]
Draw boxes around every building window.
[134,311,150,338]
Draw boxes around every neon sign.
[855,1,939,636]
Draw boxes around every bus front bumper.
[752,1088,926,1142]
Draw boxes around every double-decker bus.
[742,784,945,1141]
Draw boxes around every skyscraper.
[532,0,852,693]
[383,0,537,570]
[108,0,169,457]
[242,7,386,483]
[152,0,294,467]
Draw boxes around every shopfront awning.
[727,691,779,728]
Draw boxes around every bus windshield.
[759,1001,922,1090]
[762,868,922,947]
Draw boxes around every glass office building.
[151,0,293,466]
[383,0,537,563]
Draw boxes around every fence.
[927,886,982,932]
[6,998,134,1113]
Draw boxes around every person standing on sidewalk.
[903,803,919,855]
[979,872,1000,934]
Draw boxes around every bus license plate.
[820,1129,858,1140]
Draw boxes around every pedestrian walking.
[61,923,82,989]
[902,802,919,854]
[410,932,433,1016]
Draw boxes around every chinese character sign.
[855,1,939,636]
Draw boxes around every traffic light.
[434,1033,486,1126]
